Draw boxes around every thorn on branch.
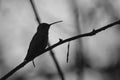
[91,29,96,35]
[59,38,63,42]
[92,29,96,32]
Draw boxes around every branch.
[0,61,28,80]
[0,20,120,80]
[44,20,120,53]
[48,43,65,80]
[30,0,41,24]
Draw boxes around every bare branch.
[48,43,65,80]
[44,20,120,53]
[0,20,120,80]
[30,0,41,24]
[0,61,28,80]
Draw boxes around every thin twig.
[0,20,120,80]
[66,42,70,63]
[30,0,41,24]
[48,43,65,80]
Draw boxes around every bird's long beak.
[49,21,63,25]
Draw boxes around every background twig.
[48,43,65,80]
[30,0,41,24]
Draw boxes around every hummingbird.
[24,21,62,67]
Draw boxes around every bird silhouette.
[24,21,62,67]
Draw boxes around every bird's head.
[37,21,63,31]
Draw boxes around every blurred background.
[0,0,120,80]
